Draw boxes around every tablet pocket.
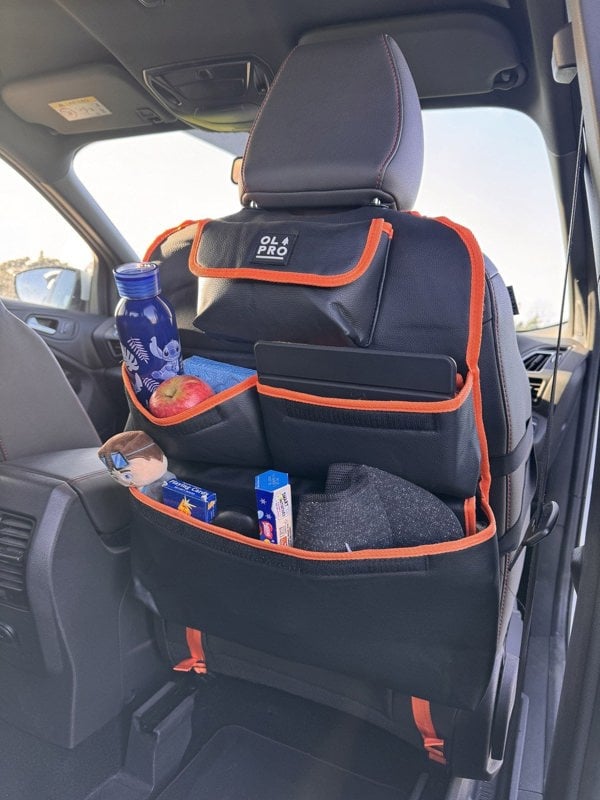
[130,487,499,710]
[124,367,270,467]
[257,373,481,498]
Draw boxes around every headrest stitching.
[375,34,403,193]
[240,44,300,199]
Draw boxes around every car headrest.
[241,35,423,211]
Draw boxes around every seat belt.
[509,111,585,569]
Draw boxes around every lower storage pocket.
[124,368,270,467]
[257,374,481,497]
[131,488,500,710]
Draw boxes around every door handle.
[26,315,58,335]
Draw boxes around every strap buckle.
[509,500,559,569]
[423,736,447,765]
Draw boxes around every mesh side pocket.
[191,217,392,347]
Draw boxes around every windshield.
[75,109,565,330]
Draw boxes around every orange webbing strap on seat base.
[411,697,447,765]
[173,627,207,675]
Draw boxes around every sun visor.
[1,63,173,134]
[301,12,524,98]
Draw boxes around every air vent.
[529,376,544,406]
[523,351,551,372]
[523,347,568,372]
[0,511,35,610]
[107,339,122,361]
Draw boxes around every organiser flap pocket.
[190,217,393,347]
[131,489,499,710]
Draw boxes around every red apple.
[149,375,214,417]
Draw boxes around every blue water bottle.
[114,262,183,408]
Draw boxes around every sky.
[0,107,566,327]
[416,107,566,327]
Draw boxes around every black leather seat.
[0,300,100,459]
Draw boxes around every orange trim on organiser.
[143,219,200,262]
[188,218,393,286]
[131,487,496,562]
[257,372,472,414]
[435,216,492,504]
[173,627,207,674]
[464,496,477,537]
[411,697,447,765]
[122,364,258,426]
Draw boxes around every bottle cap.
[114,262,161,299]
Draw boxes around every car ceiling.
[0,0,577,177]
[2,0,519,83]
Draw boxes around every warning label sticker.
[48,96,112,122]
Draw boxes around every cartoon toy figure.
[149,336,182,381]
[98,430,174,501]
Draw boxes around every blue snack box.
[255,470,294,546]
[162,479,217,523]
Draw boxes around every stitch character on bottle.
[149,336,182,381]
[113,261,183,407]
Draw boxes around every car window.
[416,107,565,330]
[75,111,565,330]
[0,158,95,311]
[75,131,244,259]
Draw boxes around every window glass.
[75,112,565,330]
[416,108,565,330]
[75,131,245,258]
[0,159,94,310]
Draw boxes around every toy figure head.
[98,431,168,489]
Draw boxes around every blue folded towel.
[183,356,255,394]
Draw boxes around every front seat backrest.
[0,301,99,460]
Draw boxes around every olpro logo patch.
[252,233,297,266]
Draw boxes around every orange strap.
[411,697,447,765]
[463,496,477,537]
[435,217,491,504]
[173,627,207,675]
